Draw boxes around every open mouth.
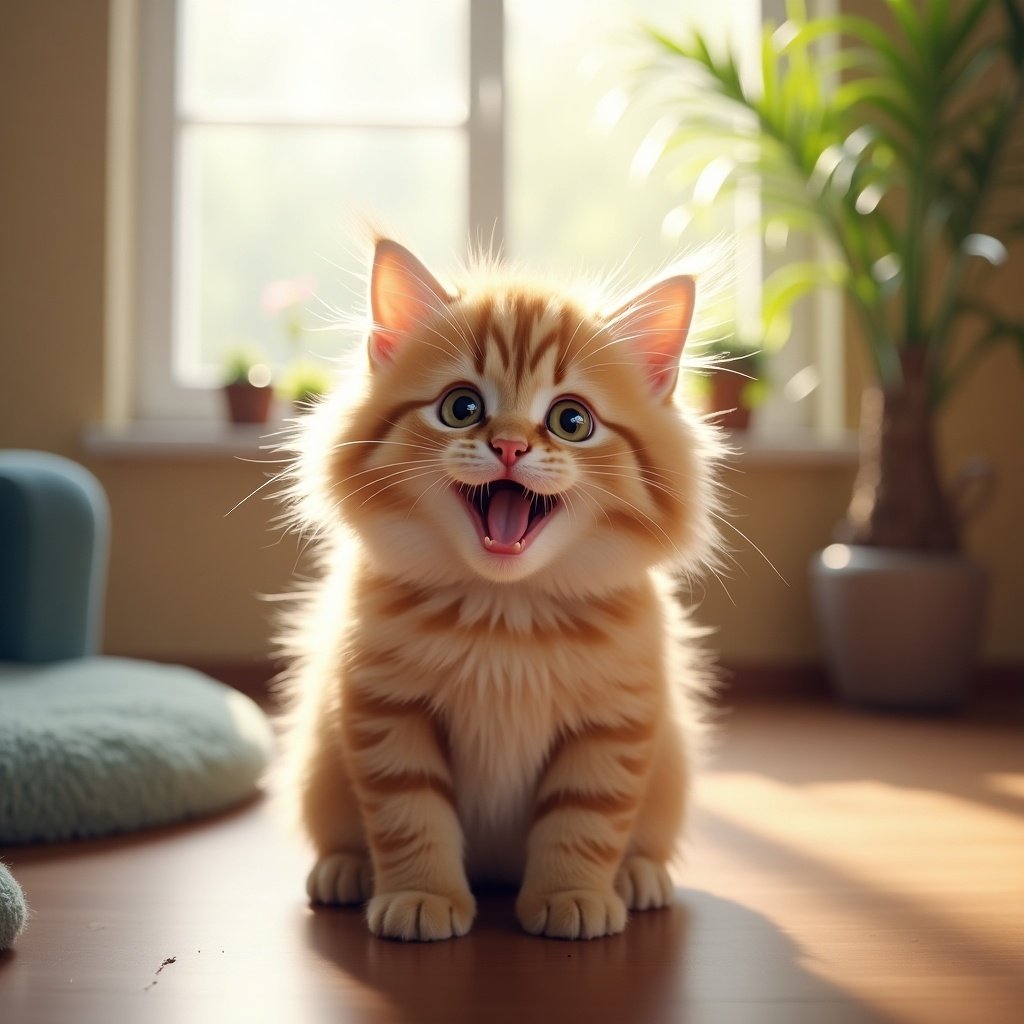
[455,481,561,556]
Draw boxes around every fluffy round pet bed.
[0,657,274,844]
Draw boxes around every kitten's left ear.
[369,239,454,367]
[606,275,696,399]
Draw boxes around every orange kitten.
[276,239,722,941]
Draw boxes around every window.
[126,0,833,432]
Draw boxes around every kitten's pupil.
[454,396,478,421]
[560,409,585,435]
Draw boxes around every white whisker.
[356,468,446,511]
[708,510,786,585]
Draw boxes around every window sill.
[82,420,290,459]
[83,420,859,467]
[727,430,858,468]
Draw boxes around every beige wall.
[1,1,1021,667]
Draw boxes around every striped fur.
[276,240,723,941]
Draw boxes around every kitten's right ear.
[605,274,696,400]
[369,239,453,367]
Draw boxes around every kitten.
[276,238,722,942]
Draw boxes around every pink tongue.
[486,489,532,545]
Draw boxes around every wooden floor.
[1,697,1022,1024]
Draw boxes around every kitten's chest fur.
[356,574,664,879]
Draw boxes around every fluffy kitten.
[277,238,722,942]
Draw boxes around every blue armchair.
[0,449,109,662]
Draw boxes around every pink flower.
[260,275,317,316]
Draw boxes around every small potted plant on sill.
[278,358,333,416]
[222,349,275,425]
[699,338,768,431]
[260,275,325,416]
[630,0,1024,709]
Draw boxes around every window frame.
[131,0,505,420]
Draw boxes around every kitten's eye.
[438,386,484,428]
[547,399,593,442]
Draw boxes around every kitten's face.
[314,242,717,592]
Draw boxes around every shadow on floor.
[304,887,896,1024]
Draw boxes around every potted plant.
[260,275,324,415]
[699,338,768,430]
[630,0,1024,708]
[222,349,275,425]
[278,358,333,415]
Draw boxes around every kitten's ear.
[369,239,453,367]
[606,275,696,399]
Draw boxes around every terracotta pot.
[223,382,273,424]
[706,368,753,431]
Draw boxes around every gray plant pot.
[810,545,988,711]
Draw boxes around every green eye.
[547,399,593,442]
[439,386,484,428]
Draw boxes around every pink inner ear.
[369,240,453,367]
[369,328,401,366]
[609,275,696,399]
[646,353,681,396]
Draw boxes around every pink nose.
[491,437,529,467]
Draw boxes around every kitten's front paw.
[516,887,627,940]
[615,855,674,911]
[307,852,373,906]
[367,889,476,942]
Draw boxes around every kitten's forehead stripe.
[492,319,511,370]
[527,328,561,378]
[511,294,547,383]
[471,300,493,375]
[554,307,582,386]
[550,305,594,388]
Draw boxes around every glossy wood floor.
[2,697,1022,1024]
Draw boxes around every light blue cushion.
[0,657,274,844]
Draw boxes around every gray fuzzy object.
[0,657,274,844]
[0,861,26,949]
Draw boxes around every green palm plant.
[632,0,1024,550]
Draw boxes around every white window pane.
[180,0,469,124]
[505,0,756,298]
[505,0,819,433]
[176,126,466,383]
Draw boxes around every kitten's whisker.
[578,480,688,563]
[707,510,786,585]
[583,468,683,505]
[335,457,447,486]
[225,468,294,517]
[328,439,439,455]
[693,558,738,607]
[342,463,445,503]
[234,455,295,465]
[559,488,583,529]
[556,315,598,377]
[355,468,446,510]
[387,422,445,451]
[568,484,613,528]
[406,474,453,516]
[574,323,619,366]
